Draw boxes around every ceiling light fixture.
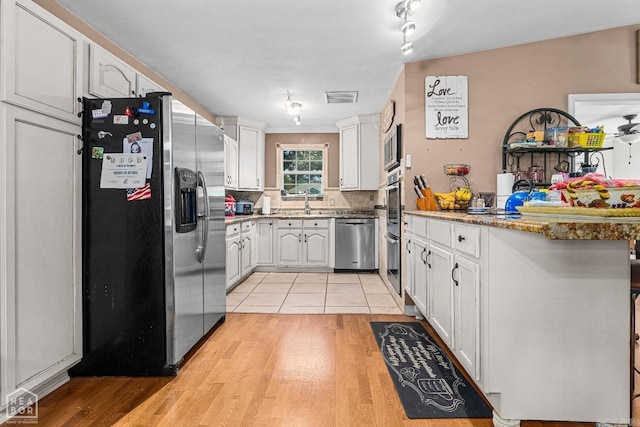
[395,0,420,55]
[285,90,302,115]
[401,20,415,36]
[401,40,414,55]
[294,115,301,125]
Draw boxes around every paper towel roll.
[496,195,509,211]
[262,195,271,215]
[497,172,515,196]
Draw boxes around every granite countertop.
[404,209,640,240]
[225,210,376,225]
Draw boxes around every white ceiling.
[56,0,640,133]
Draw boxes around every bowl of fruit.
[434,186,473,210]
[444,164,470,176]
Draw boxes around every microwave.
[383,123,401,171]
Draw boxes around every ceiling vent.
[324,91,358,104]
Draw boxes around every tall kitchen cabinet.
[335,114,379,191]
[0,0,83,413]
[217,116,265,191]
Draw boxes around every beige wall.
[401,25,640,210]
[264,133,340,188]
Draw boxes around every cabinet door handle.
[458,235,465,242]
[452,262,459,286]
[420,248,427,265]
[340,178,343,185]
[298,234,302,243]
[406,240,411,253]
[304,234,307,243]
[426,250,432,268]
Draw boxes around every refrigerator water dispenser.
[175,167,198,233]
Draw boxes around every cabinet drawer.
[226,223,241,236]
[411,216,428,239]
[453,224,480,258]
[278,219,303,229]
[429,219,452,246]
[241,220,254,232]
[303,219,329,229]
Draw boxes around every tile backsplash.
[227,188,379,213]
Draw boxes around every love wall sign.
[425,76,468,139]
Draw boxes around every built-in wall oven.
[385,170,401,295]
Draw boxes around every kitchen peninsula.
[404,210,638,426]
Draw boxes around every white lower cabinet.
[302,221,329,266]
[225,220,255,290]
[427,242,455,347]
[405,215,482,380]
[276,220,303,267]
[240,221,255,277]
[410,235,429,316]
[0,105,82,412]
[256,219,274,265]
[276,219,331,268]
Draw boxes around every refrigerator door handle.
[196,171,210,263]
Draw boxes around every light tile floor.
[227,272,403,314]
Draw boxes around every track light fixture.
[395,0,420,55]
[285,90,303,115]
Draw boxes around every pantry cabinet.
[335,114,379,191]
[0,0,83,124]
[217,116,265,191]
[0,105,82,407]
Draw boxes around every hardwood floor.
[13,314,601,426]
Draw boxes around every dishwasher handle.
[384,233,399,243]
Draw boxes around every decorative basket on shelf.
[567,133,605,148]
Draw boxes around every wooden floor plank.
[3,313,624,426]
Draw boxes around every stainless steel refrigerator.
[71,93,225,376]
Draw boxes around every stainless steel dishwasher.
[335,218,376,270]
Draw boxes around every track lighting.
[401,20,415,36]
[285,90,303,115]
[395,0,420,55]
[401,38,414,55]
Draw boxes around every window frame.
[276,143,328,198]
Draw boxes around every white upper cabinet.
[0,0,83,124]
[224,134,238,190]
[88,43,136,98]
[217,116,265,191]
[136,73,166,97]
[335,114,380,191]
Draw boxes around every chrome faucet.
[304,191,311,215]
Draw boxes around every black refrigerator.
[71,93,225,376]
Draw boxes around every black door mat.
[370,322,493,419]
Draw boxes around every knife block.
[417,188,439,211]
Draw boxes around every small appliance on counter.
[234,199,254,215]
[225,195,236,216]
